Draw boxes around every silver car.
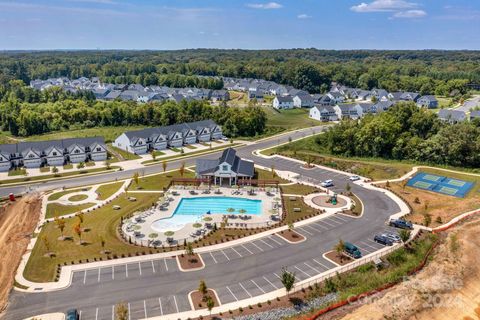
[382,232,401,243]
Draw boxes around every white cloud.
[297,14,311,19]
[247,2,283,10]
[351,0,418,13]
[393,9,426,18]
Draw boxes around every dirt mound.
[0,195,42,313]
[339,218,480,320]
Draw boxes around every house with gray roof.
[113,120,222,154]
[0,137,107,171]
[293,94,315,108]
[470,110,480,121]
[438,109,466,123]
[309,105,338,122]
[417,95,439,109]
[334,103,365,120]
[273,96,294,109]
[195,148,254,185]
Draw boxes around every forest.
[315,103,480,168]
[1,49,479,94]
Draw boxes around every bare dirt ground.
[338,218,480,320]
[0,195,42,313]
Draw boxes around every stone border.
[176,254,206,272]
[276,230,306,244]
[322,251,341,267]
[187,288,222,311]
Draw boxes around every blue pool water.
[151,196,262,232]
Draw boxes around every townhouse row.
[112,119,223,155]
[0,137,107,172]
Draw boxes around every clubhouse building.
[195,148,254,186]
[0,137,107,172]
[113,119,223,155]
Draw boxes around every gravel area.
[227,293,338,320]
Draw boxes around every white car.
[320,179,334,187]
[382,232,401,243]
[349,175,361,181]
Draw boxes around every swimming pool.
[151,196,262,232]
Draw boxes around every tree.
[345,183,351,194]
[55,217,66,240]
[77,162,85,170]
[115,302,128,320]
[104,160,111,170]
[280,267,296,296]
[185,242,194,257]
[42,235,51,254]
[399,229,411,243]
[133,172,139,186]
[151,150,156,161]
[99,235,106,252]
[77,213,84,225]
[74,223,83,244]
[271,164,276,178]
[52,166,59,174]
[206,296,214,315]
[179,161,186,177]
[288,222,294,231]
[198,280,208,296]
[162,160,167,172]
[334,239,345,261]
[423,213,432,226]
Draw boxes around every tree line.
[316,103,480,168]
[1,49,478,94]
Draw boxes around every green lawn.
[436,96,454,109]
[128,170,195,191]
[85,162,95,167]
[153,150,166,156]
[24,193,159,282]
[63,164,73,170]
[264,107,322,130]
[170,147,181,153]
[40,167,51,173]
[185,145,197,150]
[23,126,147,143]
[67,194,89,202]
[45,202,96,219]
[280,184,320,195]
[48,187,92,201]
[108,144,141,161]
[95,182,124,200]
[283,196,318,224]
[8,168,27,176]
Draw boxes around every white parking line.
[259,238,274,248]
[251,280,266,293]
[304,224,322,233]
[83,270,87,284]
[356,244,373,253]
[321,219,337,227]
[312,222,329,230]
[239,282,252,298]
[241,244,253,255]
[209,252,218,264]
[332,215,348,222]
[111,305,114,320]
[151,260,156,273]
[79,310,82,320]
[173,295,179,313]
[158,297,163,315]
[263,276,279,289]
[269,235,283,246]
[143,300,147,319]
[95,308,98,320]
[304,262,322,274]
[139,262,142,276]
[361,241,379,251]
[273,273,282,280]
[128,303,131,320]
[126,264,128,278]
[251,241,264,252]
[226,286,238,301]
[312,258,329,270]
[164,259,168,271]
[298,227,313,235]
[220,250,230,261]
[97,268,101,282]
[230,247,243,257]
[112,266,114,280]
[294,265,312,278]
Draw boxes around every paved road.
[454,95,480,112]
[4,125,403,320]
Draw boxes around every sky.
[0,0,479,50]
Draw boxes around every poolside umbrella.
[193,223,203,228]
[238,209,247,214]
[164,231,174,237]
[148,233,158,245]
[133,225,142,231]
[203,216,213,221]
[226,208,235,214]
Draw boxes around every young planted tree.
[206,296,215,315]
[151,150,157,161]
[288,222,294,231]
[55,218,66,240]
[77,162,85,170]
[280,267,296,297]
[423,213,432,226]
[104,160,111,170]
[334,239,345,261]
[52,166,59,174]
[198,280,208,301]
[115,302,128,320]
[179,161,186,177]
[42,236,52,256]
[74,223,83,244]
[345,183,351,194]
[77,212,84,225]
[271,164,276,178]
[162,160,167,172]
[399,229,411,243]
[133,172,140,186]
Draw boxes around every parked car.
[66,309,79,320]
[349,175,361,181]
[374,234,393,246]
[321,179,334,187]
[344,242,362,259]
[389,219,413,230]
[382,232,401,243]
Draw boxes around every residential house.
[293,94,315,108]
[326,92,345,104]
[309,106,338,122]
[417,95,439,109]
[211,90,230,102]
[438,109,466,123]
[470,110,480,121]
[273,96,294,109]
[334,104,364,120]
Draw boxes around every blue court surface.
[407,172,475,198]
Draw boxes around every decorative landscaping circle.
[67,194,89,202]
[312,195,347,208]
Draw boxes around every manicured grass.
[108,144,141,161]
[48,187,92,201]
[8,168,27,176]
[68,194,89,202]
[263,107,322,130]
[153,150,166,156]
[255,168,290,184]
[436,96,454,109]
[280,184,320,196]
[85,162,95,167]
[0,166,119,186]
[40,167,51,173]
[24,193,159,282]
[45,202,96,219]
[185,145,197,150]
[264,135,414,181]
[350,194,363,215]
[63,164,73,170]
[95,182,124,200]
[23,126,147,143]
[128,170,195,191]
[387,168,480,227]
[170,147,181,153]
[282,196,318,224]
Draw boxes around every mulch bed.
[191,289,220,310]
[177,253,204,270]
[312,195,347,208]
[324,250,353,266]
[277,229,306,243]
[340,210,360,217]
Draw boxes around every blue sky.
[0,0,479,50]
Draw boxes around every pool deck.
[121,186,281,246]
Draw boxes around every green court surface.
[447,179,465,187]
[413,181,433,189]
[438,186,458,195]
[423,174,442,182]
